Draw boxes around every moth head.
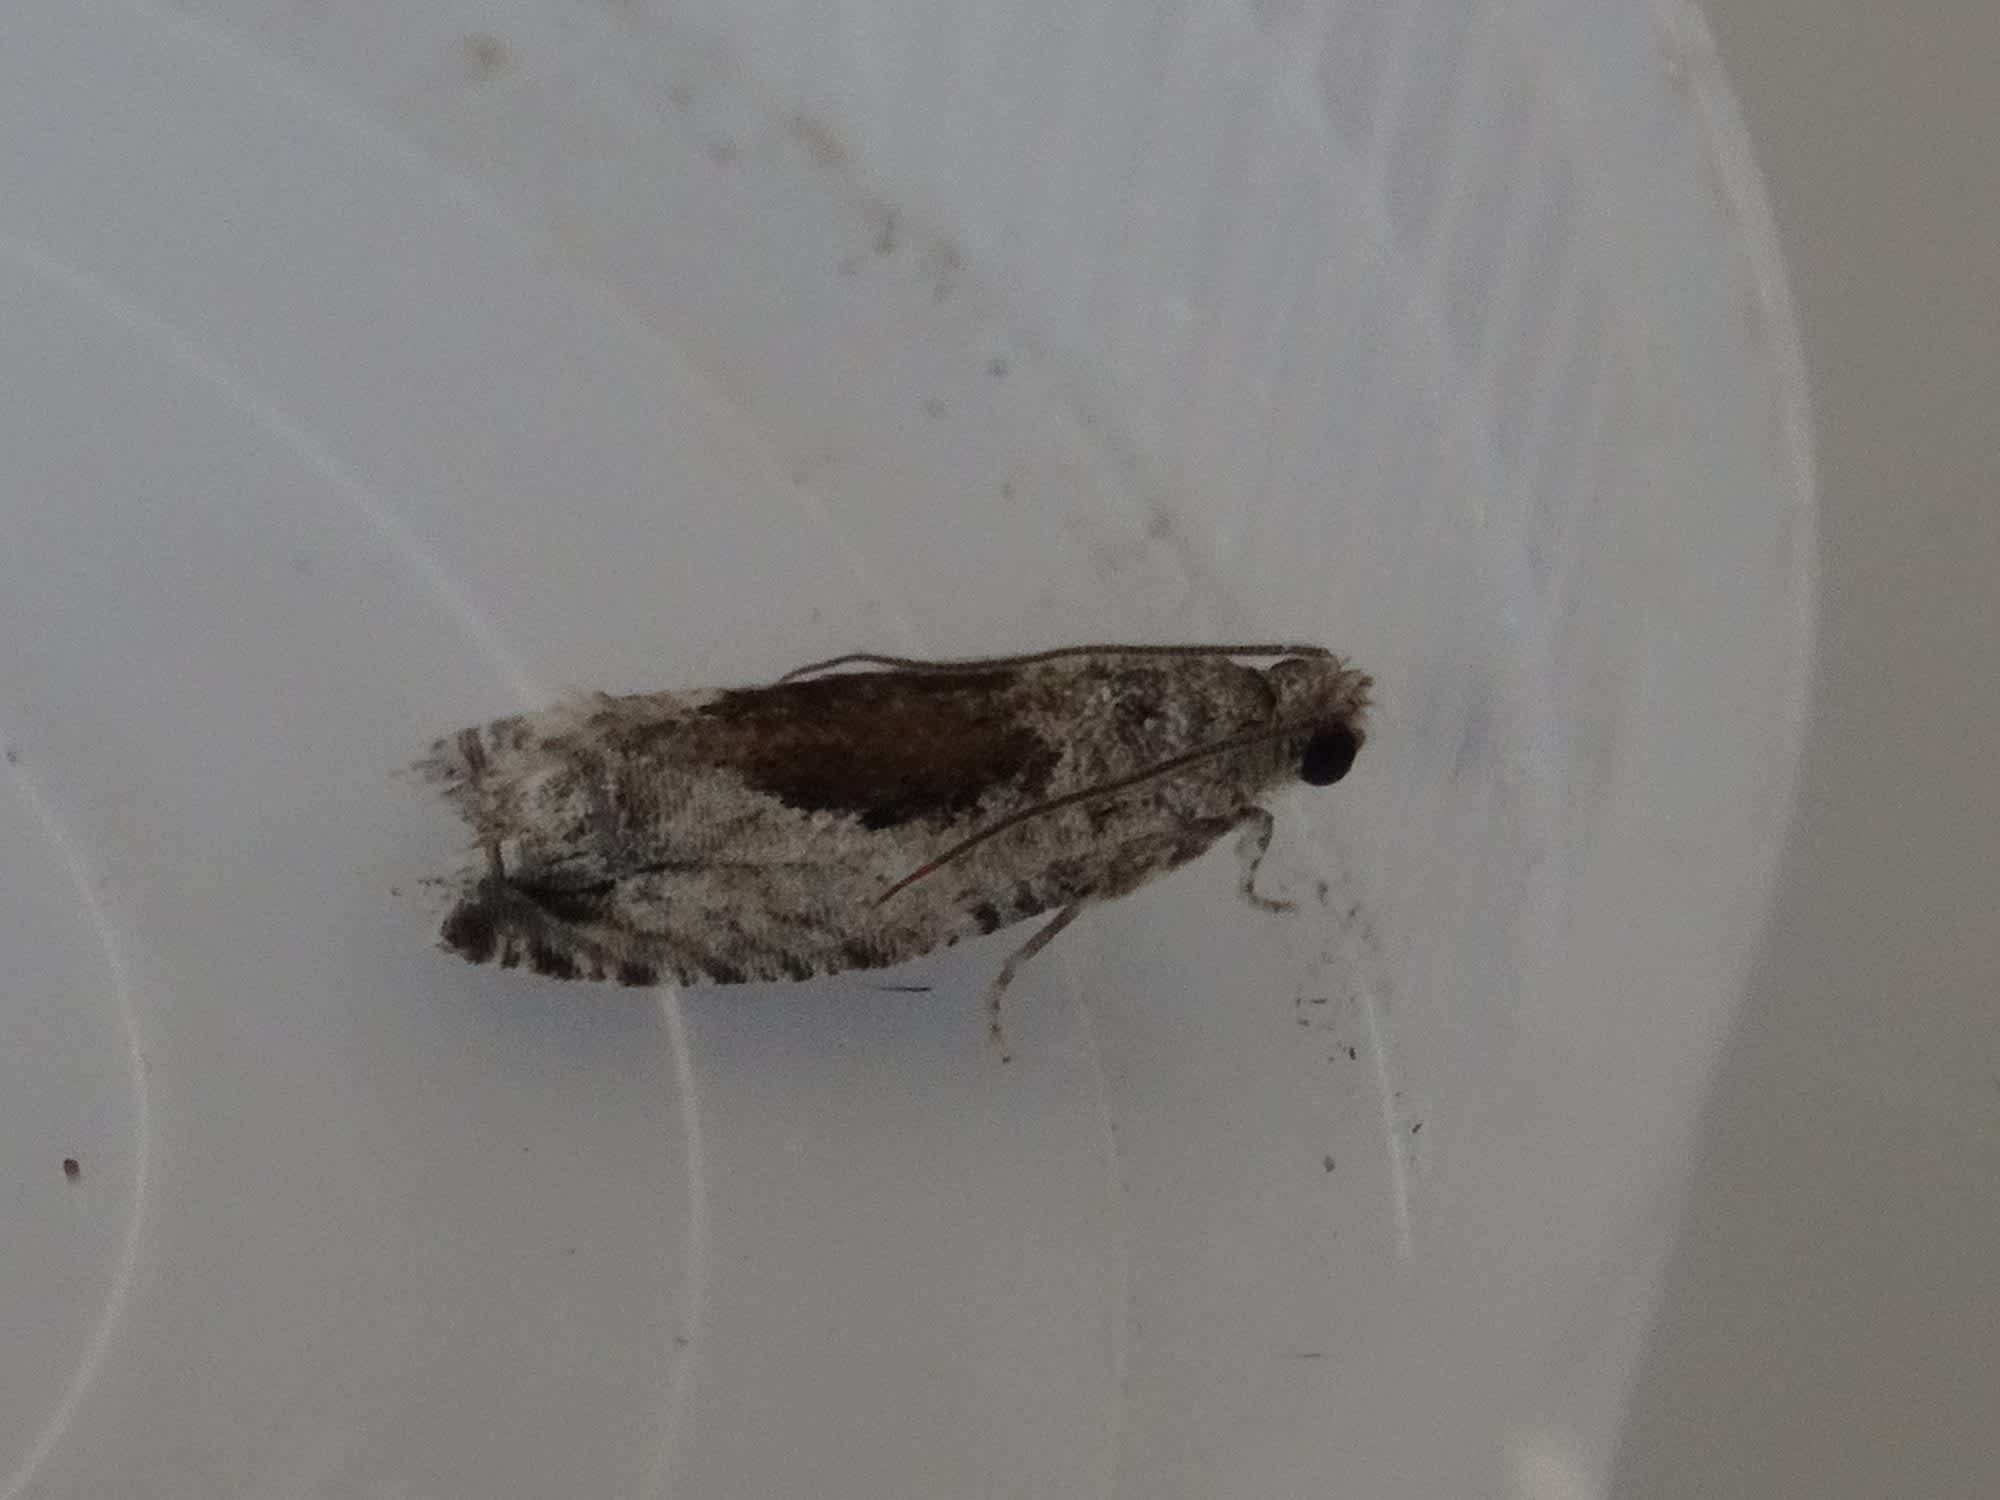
[1263,654,1372,787]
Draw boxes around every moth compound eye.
[1299,723,1360,786]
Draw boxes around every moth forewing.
[418,644,1371,1053]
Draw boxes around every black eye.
[1299,723,1360,786]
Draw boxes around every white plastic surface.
[0,3,1811,1497]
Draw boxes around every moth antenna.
[875,718,1315,904]
[782,642,1332,683]
[779,653,917,681]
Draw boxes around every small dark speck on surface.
[4,746,17,765]
[867,203,900,257]
[928,249,962,302]
[985,356,1009,379]
[1307,995,1328,1006]
[1321,1154,1336,1173]
[460,32,509,82]
[1296,1016,1311,1028]
[923,396,949,420]
[1145,509,1174,541]
[785,113,846,170]
[63,1157,81,1182]
[999,480,1017,500]
[1410,1121,1423,1135]
[1347,1045,1358,1061]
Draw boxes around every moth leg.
[983,901,1087,1063]
[1234,806,1293,914]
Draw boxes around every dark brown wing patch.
[688,670,1060,829]
[510,877,618,926]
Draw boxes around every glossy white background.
[0,4,1811,1498]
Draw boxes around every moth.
[416,643,1371,1055]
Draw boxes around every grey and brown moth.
[417,644,1371,1052]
